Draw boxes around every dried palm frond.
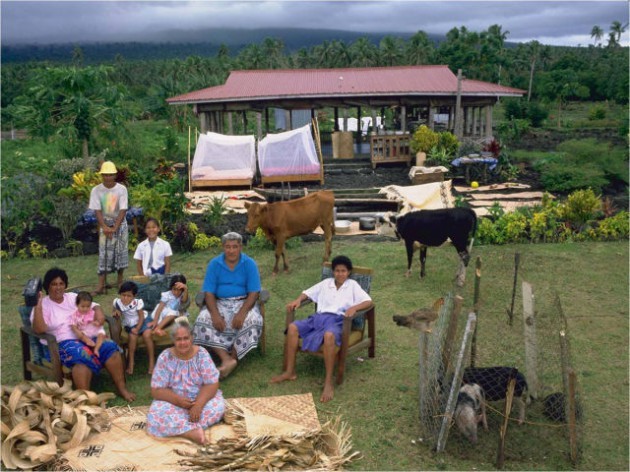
[1,379,114,470]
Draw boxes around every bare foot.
[320,381,334,403]
[148,364,154,376]
[270,371,297,383]
[181,427,206,444]
[218,358,237,379]
[119,389,136,403]
[126,365,134,375]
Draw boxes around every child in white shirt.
[134,218,172,276]
[113,281,154,375]
[71,291,107,357]
[148,274,190,337]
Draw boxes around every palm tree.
[349,37,378,67]
[379,35,403,66]
[610,21,627,43]
[405,31,434,65]
[590,25,604,46]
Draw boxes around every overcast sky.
[2,0,629,47]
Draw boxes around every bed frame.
[191,178,253,190]
[260,172,323,186]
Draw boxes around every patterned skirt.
[192,297,262,360]
[57,338,120,374]
[97,220,129,275]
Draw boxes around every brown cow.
[244,190,335,274]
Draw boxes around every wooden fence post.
[522,281,539,399]
[441,295,463,375]
[567,368,579,464]
[436,313,477,453]
[470,257,482,367]
[507,252,520,325]
[496,378,516,468]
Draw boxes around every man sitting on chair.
[192,232,262,379]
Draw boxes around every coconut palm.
[590,25,604,46]
[610,21,627,43]
[405,31,434,65]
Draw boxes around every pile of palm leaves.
[1,380,113,470]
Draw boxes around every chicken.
[392,297,444,332]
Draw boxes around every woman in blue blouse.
[192,232,262,379]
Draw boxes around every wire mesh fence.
[416,252,583,465]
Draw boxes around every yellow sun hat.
[99,161,118,174]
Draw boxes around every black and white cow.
[387,208,477,285]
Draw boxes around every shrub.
[410,125,439,154]
[588,105,607,121]
[437,131,459,157]
[596,211,629,241]
[1,173,47,255]
[47,195,87,244]
[193,233,211,251]
[495,211,529,244]
[559,188,602,231]
[204,196,226,228]
[247,227,273,250]
[426,146,451,167]
[475,217,499,245]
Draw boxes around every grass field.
[2,239,628,470]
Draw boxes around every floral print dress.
[147,347,224,437]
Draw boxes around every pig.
[454,383,488,444]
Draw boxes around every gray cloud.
[2,0,628,46]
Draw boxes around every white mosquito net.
[258,124,320,177]
[191,132,256,180]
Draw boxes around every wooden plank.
[468,191,546,200]
[260,173,323,185]
[191,178,253,189]
[522,281,540,399]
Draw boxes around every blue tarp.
[451,157,498,171]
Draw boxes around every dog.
[462,366,530,424]
[454,383,488,444]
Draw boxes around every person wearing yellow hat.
[88,161,129,295]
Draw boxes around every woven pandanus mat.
[225,393,321,437]
[51,393,358,471]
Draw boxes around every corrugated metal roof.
[167,65,525,104]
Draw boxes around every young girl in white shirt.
[134,218,172,276]
[148,274,190,337]
[113,281,154,375]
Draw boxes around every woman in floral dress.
[147,317,224,444]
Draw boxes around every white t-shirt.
[113,297,146,328]
[88,183,128,221]
[303,278,371,316]
[133,237,173,276]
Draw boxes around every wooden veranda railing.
[370,133,412,168]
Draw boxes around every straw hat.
[99,161,118,174]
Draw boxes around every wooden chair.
[20,305,119,386]
[106,274,187,364]
[285,262,376,385]
[194,289,270,354]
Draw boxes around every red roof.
[167,66,525,105]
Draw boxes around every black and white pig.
[463,366,530,424]
[454,383,488,444]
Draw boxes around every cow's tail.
[467,210,478,254]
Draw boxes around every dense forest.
[2,24,628,156]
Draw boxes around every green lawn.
[2,239,628,470]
